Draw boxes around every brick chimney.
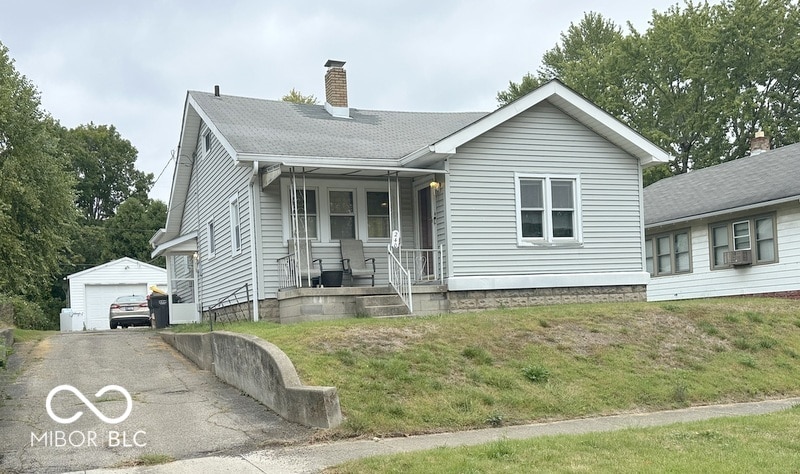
[750,131,770,156]
[324,59,350,118]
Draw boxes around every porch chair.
[288,239,322,286]
[340,239,375,286]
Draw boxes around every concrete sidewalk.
[86,397,800,474]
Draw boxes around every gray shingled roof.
[644,142,800,226]
[190,91,488,160]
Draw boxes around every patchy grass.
[174,298,800,439]
[13,329,58,343]
[116,454,175,467]
[327,406,800,473]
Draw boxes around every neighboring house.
[66,257,167,330]
[643,137,800,301]
[151,60,670,323]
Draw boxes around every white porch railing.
[388,245,413,313]
[399,246,444,284]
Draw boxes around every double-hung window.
[517,174,581,244]
[710,214,777,268]
[645,230,691,276]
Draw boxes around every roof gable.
[67,257,166,280]
[644,142,800,227]
[425,80,670,168]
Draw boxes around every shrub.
[0,295,51,330]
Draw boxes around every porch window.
[229,195,241,254]
[293,189,318,239]
[516,174,581,244]
[329,190,355,239]
[367,191,390,238]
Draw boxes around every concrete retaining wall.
[161,331,342,429]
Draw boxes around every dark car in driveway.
[109,295,151,329]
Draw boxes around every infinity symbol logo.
[46,385,133,425]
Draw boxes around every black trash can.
[150,294,170,329]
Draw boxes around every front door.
[417,186,434,277]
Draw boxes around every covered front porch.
[265,161,448,314]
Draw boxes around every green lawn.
[175,297,800,440]
[327,406,800,473]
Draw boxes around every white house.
[151,61,671,323]
[644,138,800,301]
[66,257,167,330]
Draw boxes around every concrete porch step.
[356,294,409,317]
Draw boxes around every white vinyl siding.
[446,101,645,277]
[647,205,798,301]
[180,123,252,308]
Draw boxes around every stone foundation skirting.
[448,285,647,312]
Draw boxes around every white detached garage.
[67,257,167,331]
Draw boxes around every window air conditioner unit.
[724,249,752,266]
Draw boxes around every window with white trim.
[229,195,241,254]
[516,175,581,244]
[710,214,777,268]
[203,132,211,153]
[329,190,355,240]
[207,221,215,257]
[645,229,691,276]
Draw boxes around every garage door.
[84,284,147,331]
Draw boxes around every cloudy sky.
[2,1,689,202]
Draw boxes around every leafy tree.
[62,123,153,222]
[103,197,167,266]
[498,0,800,184]
[282,88,319,104]
[0,42,76,299]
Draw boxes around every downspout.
[248,161,260,322]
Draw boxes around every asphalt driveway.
[0,329,313,473]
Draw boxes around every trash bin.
[59,308,73,332]
[321,270,343,288]
[149,294,170,329]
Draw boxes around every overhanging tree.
[63,123,153,222]
[498,0,800,184]
[0,42,76,298]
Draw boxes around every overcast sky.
[2,1,690,203]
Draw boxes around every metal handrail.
[387,245,413,313]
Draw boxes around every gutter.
[248,161,260,322]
